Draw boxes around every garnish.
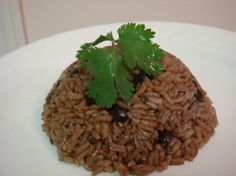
[76,23,164,108]
[118,23,164,75]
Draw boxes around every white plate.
[0,22,236,176]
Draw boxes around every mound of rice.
[42,52,218,176]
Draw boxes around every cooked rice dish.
[42,52,218,176]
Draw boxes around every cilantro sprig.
[76,23,164,108]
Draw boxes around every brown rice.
[42,52,218,175]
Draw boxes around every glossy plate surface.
[0,22,236,176]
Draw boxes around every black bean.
[155,130,171,144]
[154,109,160,116]
[100,139,109,146]
[85,94,95,105]
[136,159,145,164]
[132,70,153,86]
[195,89,203,102]
[107,104,128,122]
[55,80,60,88]
[193,81,203,102]
[88,136,96,145]
[49,138,54,145]
[71,68,80,77]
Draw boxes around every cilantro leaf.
[117,23,163,75]
[109,48,134,101]
[78,47,134,108]
[76,23,164,108]
[92,32,114,46]
[76,43,92,68]
[79,47,117,107]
